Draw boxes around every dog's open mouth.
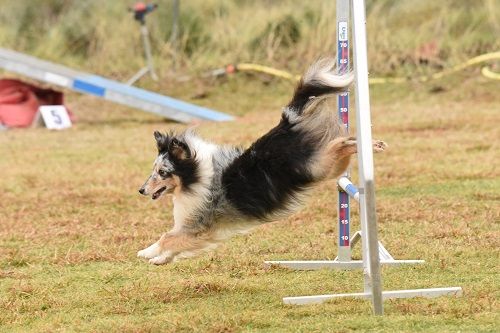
[152,187,167,200]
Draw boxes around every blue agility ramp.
[0,48,233,123]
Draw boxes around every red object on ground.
[226,64,236,74]
[0,79,72,128]
[133,2,147,11]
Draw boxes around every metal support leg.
[141,25,158,81]
[352,0,383,314]
[126,24,158,85]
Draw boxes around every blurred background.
[0,0,498,82]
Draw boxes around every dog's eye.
[158,170,171,178]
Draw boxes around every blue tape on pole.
[345,183,359,198]
[72,80,106,97]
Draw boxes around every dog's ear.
[170,138,191,160]
[154,131,163,142]
[154,131,167,152]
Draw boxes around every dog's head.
[139,131,199,200]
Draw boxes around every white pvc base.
[283,287,463,305]
[264,259,424,270]
[264,232,424,271]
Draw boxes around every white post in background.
[351,0,383,314]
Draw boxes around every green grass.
[0,72,499,332]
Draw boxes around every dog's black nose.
[139,188,146,195]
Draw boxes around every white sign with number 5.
[39,105,72,130]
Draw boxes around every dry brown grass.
[0,73,499,331]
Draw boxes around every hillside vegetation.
[0,0,498,82]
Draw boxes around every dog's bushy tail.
[287,58,353,114]
[282,58,354,149]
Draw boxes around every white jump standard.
[266,0,462,315]
[265,0,422,273]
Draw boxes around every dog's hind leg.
[321,137,388,179]
[318,137,357,179]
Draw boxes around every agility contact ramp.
[0,48,233,123]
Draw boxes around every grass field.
[1,0,499,331]
[0,69,499,332]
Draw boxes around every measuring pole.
[336,0,351,261]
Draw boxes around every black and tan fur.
[137,59,387,264]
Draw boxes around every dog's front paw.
[148,252,173,265]
[137,242,161,259]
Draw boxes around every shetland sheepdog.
[138,59,386,264]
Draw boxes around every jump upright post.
[265,0,462,315]
[336,0,352,263]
